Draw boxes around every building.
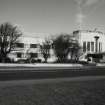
[8,30,105,63]
[73,30,105,62]
[8,36,45,62]
[8,36,56,63]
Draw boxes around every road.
[0,76,105,87]
[0,65,104,81]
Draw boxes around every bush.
[37,59,42,63]
[16,59,27,64]
[5,57,12,63]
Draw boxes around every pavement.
[0,63,83,67]
[0,63,104,68]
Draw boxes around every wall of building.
[8,36,56,62]
[8,36,44,62]
[73,30,105,62]
[73,30,105,54]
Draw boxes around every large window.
[30,53,38,58]
[30,44,37,48]
[91,42,94,52]
[99,42,102,52]
[83,41,86,52]
[17,53,22,58]
[16,43,24,48]
[87,42,90,51]
[101,42,102,51]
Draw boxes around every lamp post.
[94,36,99,53]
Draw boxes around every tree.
[40,39,51,63]
[0,22,22,62]
[69,40,81,61]
[53,34,80,62]
[52,34,71,62]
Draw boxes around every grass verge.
[0,79,105,105]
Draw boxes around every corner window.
[30,44,37,48]
[30,53,38,58]
[16,43,24,48]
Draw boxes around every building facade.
[8,36,45,62]
[8,36,56,63]
[8,30,105,63]
[73,30,105,61]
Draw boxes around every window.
[17,53,22,58]
[30,44,37,48]
[99,42,102,52]
[87,42,90,51]
[91,42,94,52]
[16,43,24,48]
[101,43,102,51]
[30,53,38,58]
[83,41,86,52]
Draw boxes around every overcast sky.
[0,0,105,37]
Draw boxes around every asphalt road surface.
[0,76,105,87]
[0,65,105,81]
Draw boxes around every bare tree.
[0,22,22,62]
[40,39,51,63]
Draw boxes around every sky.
[0,0,105,37]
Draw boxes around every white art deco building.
[8,36,45,62]
[73,30,105,61]
[8,35,56,62]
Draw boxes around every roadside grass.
[0,79,105,105]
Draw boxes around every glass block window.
[87,42,90,51]
[83,41,86,52]
[91,42,94,52]
[99,42,102,52]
